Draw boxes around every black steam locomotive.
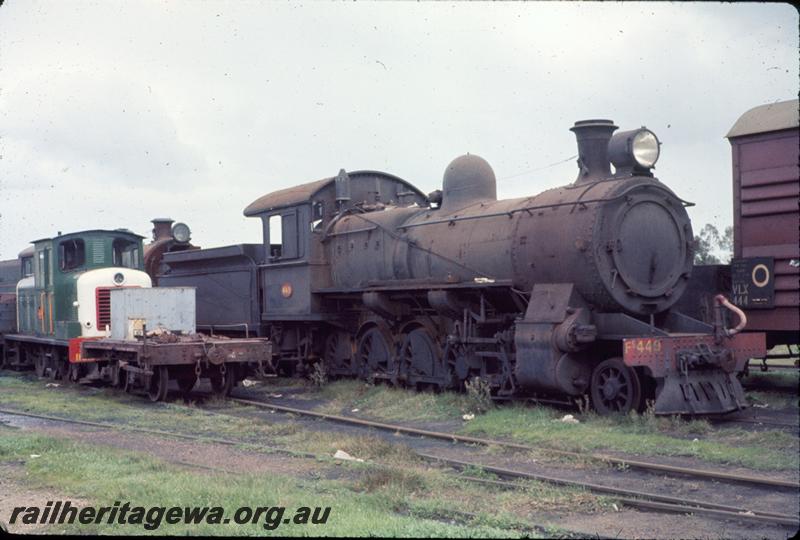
[158,119,765,415]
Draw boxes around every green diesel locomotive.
[3,228,152,378]
[2,226,272,401]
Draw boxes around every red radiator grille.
[95,287,112,330]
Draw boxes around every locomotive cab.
[4,229,153,375]
[243,171,428,367]
[244,171,428,320]
[16,230,152,340]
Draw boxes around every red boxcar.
[727,99,799,349]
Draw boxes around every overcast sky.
[0,1,797,259]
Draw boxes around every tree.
[693,223,733,265]
[719,226,733,260]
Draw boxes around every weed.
[575,394,591,415]
[464,376,493,415]
[357,468,427,494]
[459,464,497,480]
[746,389,799,410]
[643,398,656,419]
[309,362,328,387]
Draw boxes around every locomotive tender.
[159,118,766,415]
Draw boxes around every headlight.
[631,129,660,167]
[608,127,660,174]
[171,222,191,243]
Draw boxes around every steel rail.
[229,396,799,490]
[0,407,316,460]
[463,476,797,527]
[720,417,799,429]
[0,408,571,537]
[431,459,797,528]
[1,406,796,529]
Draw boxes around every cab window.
[268,215,282,258]
[58,239,85,271]
[113,239,140,269]
[21,257,33,277]
[266,211,299,261]
[38,249,51,286]
[311,201,324,231]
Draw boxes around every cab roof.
[31,229,144,245]
[243,170,426,216]
[726,99,799,138]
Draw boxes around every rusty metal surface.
[569,119,617,183]
[623,332,766,377]
[243,170,427,216]
[143,219,200,284]
[622,332,765,414]
[330,172,693,316]
[82,336,271,366]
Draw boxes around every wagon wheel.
[49,348,66,381]
[34,351,46,378]
[590,357,642,415]
[323,332,355,377]
[210,364,237,397]
[66,363,81,383]
[121,367,134,393]
[147,366,170,402]
[176,369,198,399]
[110,362,123,388]
[355,326,394,381]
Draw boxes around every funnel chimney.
[570,119,618,184]
[151,218,174,242]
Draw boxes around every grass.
[746,390,799,411]
[4,367,796,485]
[276,379,474,423]
[742,369,799,392]
[243,376,799,471]
[460,404,798,471]
[0,374,301,447]
[0,429,533,537]
[0,373,597,536]
[740,367,799,410]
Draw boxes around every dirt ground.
[0,463,91,535]
[1,409,797,539]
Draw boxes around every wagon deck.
[81,336,271,367]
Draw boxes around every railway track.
[0,406,796,529]
[718,416,799,430]
[458,475,797,527]
[227,395,799,490]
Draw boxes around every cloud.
[0,2,797,259]
[1,71,206,191]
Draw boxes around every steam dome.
[441,154,497,211]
